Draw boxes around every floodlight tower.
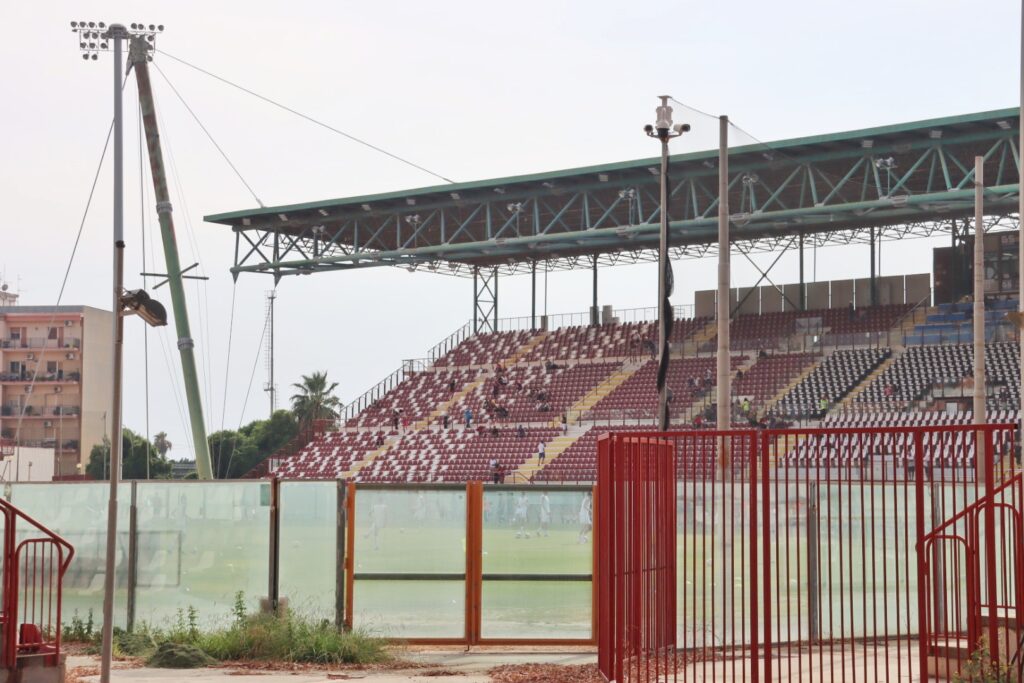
[644,97,689,431]
[73,22,214,483]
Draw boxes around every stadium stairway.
[343,433,402,479]
[682,319,719,355]
[344,333,551,479]
[833,351,899,411]
[890,303,935,348]
[504,330,548,364]
[511,423,589,482]
[560,359,644,424]
[763,354,825,415]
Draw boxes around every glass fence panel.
[279,481,337,621]
[481,488,592,574]
[480,580,591,639]
[354,580,464,638]
[9,482,131,629]
[353,487,466,637]
[480,488,593,639]
[134,481,269,629]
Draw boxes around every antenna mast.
[263,290,277,416]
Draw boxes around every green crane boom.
[129,37,213,479]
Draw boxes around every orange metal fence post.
[344,482,355,631]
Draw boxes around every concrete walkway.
[70,648,598,683]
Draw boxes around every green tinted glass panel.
[134,482,269,628]
[279,481,337,620]
[9,482,130,629]
[481,488,592,575]
[355,580,464,638]
[481,581,591,639]
[353,488,466,574]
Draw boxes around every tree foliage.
[86,428,173,480]
[210,410,298,479]
[290,371,342,428]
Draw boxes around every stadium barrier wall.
[3,478,598,646]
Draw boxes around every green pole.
[130,39,213,479]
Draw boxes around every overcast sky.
[1,0,1019,461]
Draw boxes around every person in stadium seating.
[514,492,529,538]
[741,398,751,414]
[538,401,551,412]
[464,407,473,429]
[578,492,593,544]
[448,379,456,393]
[376,432,385,447]
[561,413,568,434]
[391,409,400,431]
[494,462,505,484]
[758,348,768,359]
[516,424,526,439]
[442,414,451,429]
[490,424,501,437]
[704,368,713,387]
[629,333,641,361]
[537,441,546,465]
[643,338,656,357]
[537,492,551,538]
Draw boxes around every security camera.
[643,124,654,133]
[674,123,691,134]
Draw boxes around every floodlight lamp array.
[70,21,163,61]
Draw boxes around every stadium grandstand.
[206,108,1024,484]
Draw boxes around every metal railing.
[427,321,473,362]
[0,498,75,669]
[592,424,1022,682]
[342,358,433,424]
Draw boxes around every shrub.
[953,638,1012,683]
[147,642,216,669]
[199,612,388,665]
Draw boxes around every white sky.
[0,0,1019,461]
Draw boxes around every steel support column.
[472,266,499,334]
[531,261,537,330]
[798,231,806,310]
[591,255,598,326]
[870,226,877,306]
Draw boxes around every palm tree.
[290,371,342,428]
[153,431,172,457]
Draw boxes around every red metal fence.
[597,424,1023,682]
[0,498,74,668]
[597,435,677,683]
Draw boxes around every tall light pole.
[72,21,169,683]
[645,96,690,431]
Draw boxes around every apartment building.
[0,293,112,477]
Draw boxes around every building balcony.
[0,406,80,418]
[0,338,81,350]
[0,373,81,384]
[4,439,80,452]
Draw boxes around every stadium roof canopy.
[207,108,1022,280]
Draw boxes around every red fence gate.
[597,434,677,683]
[596,425,1023,683]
